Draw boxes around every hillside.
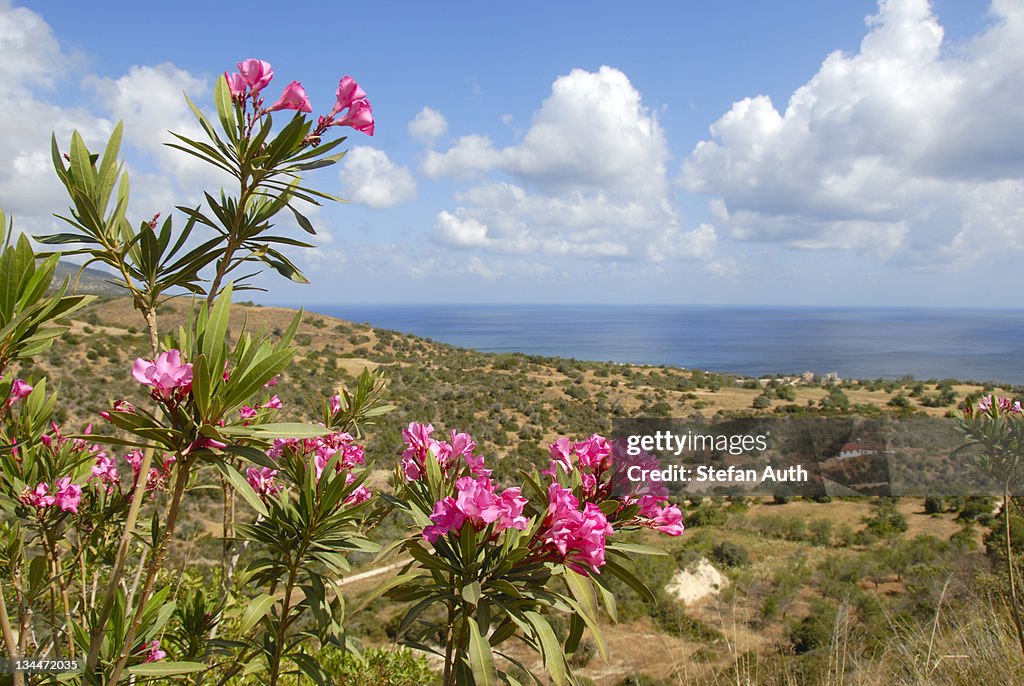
[12,297,1023,684]
[51,260,124,297]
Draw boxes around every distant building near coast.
[836,443,882,459]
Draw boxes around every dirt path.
[339,559,410,587]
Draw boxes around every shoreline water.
[282,303,1024,386]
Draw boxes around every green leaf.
[69,131,96,198]
[564,574,608,660]
[525,611,565,686]
[289,205,317,235]
[203,282,232,374]
[212,460,268,518]
[467,616,497,686]
[214,74,236,143]
[291,653,331,686]
[565,613,584,655]
[127,661,207,677]
[223,422,331,440]
[603,558,656,604]
[97,121,123,211]
[462,580,481,606]
[606,542,669,556]
[239,593,276,633]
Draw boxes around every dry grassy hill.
[11,295,1023,684]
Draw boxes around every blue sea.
[311,304,1024,385]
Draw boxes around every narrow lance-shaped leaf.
[467,616,497,686]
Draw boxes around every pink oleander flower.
[264,375,279,388]
[186,436,227,454]
[101,398,138,421]
[329,394,342,414]
[543,483,613,575]
[567,503,613,574]
[454,475,496,520]
[123,450,175,496]
[464,452,491,477]
[974,394,1023,416]
[580,471,597,497]
[608,439,670,502]
[224,71,246,99]
[635,493,667,519]
[331,98,374,135]
[339,441,365,469]
[240,406,258,420]
[267,437,298,460]
[54,477,82,513]
[343,473,372,505]
[7,379,32,405]
[125,449,144,475]
[646,503,685,536]
[266,81,312,114]
[345,484,372,505]
[237,58,274,96]
[132,350,193,398]
[263,395,282,410]
[21,482,56,510]
[485,486,529,533]
[145,468,166,493]
[310,431,365,478]
[421,474,529,543]
[575,434,612,471]
[91,453,119,485]
[543,437,575,477]
[246,467,281,499]
[330,75,367,117]
[401,422,439,481]
[437,431,471,466]
[423,496,466,543]
[144,640,167,663]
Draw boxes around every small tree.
[954,395,1024,659]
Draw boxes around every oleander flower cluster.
[18,423,108,515]
[402,423,684,576]
[223,58,374,137]
[966,393,1023,417]
[258,426,371,505]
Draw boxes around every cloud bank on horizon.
[0,0,1022,305]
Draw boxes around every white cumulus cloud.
[0,2,112,228]
[681,0,1024,265]
[427,66,713,262]
[408,106,448,146]
[339,146,417,208]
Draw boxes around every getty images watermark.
[624,429,808,485]
[612,416,1010,498]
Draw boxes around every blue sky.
[3,1,1022,306]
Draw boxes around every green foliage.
[984,509,1024,567]
[788,600,838,654]
[686,503,728,527]
[818,386,850,412]
[320,647,437,685]
[709,540,750,568]
[924,494,945,514]
[230,448,380,682]
[38,125,220,310]
[861,499,908,539]
[0,209,93,372]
